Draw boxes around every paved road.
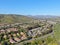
[15,31,54,45]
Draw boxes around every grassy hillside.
[54,23,60,42]
[0,14,34,24]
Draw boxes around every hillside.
[0,14,34,24]
[0,14,58,45]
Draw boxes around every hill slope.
[0,14,34,24]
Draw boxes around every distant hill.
[27,15,59,19]
[27,15,60,22]
[0,14,34,24]
[0,14,60,24]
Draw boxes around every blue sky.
[0,0,60,16]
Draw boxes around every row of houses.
[9,32,27,43]
[27,24,53,38]
[0,23,27,45]
[0,31,27,44]
[0,27,18,34]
